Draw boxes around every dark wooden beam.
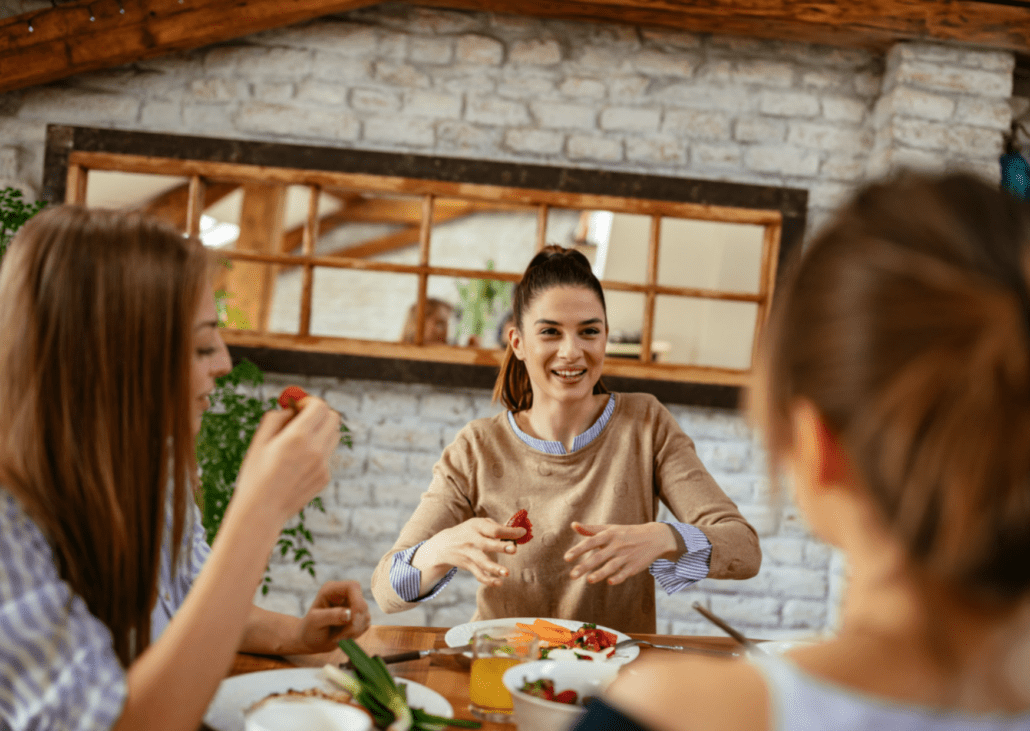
[415,0,1030,53]
[0,0,380,93]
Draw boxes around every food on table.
[277,385,308,411]
[328,639,482,731]
[519,679,586,706]
[247,686,355,713]
[512,620,618,661]
[505,509,533,544]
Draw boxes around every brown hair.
[753,171,1030,601]
[400,297,453,344]
[0,206,209,664]
[493,245,609,411]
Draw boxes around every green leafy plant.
[196,358,352,594]
[0,187,46,262]
[456,260,514,343]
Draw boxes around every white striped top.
[0,487,210,730]
[389,393,713,603]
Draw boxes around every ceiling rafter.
[2,0,1030,94]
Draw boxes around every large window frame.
[43,125,807,407]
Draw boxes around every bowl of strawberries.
[502,660,619,731]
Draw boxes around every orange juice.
[469,656,521,712]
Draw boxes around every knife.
[339,644,472,670]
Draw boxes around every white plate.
[444,617,640,665]
[203,667,452,731]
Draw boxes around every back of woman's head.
[0,205,208,663]
[493,245,608,411]
[756,171,1030,601]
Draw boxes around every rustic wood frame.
[43,124,807,407]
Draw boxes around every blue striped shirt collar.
[506,393,616,455]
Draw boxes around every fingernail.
[570,570,580,579]
[506,545,515,553]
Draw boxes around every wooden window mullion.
[750,220,783,365]
[185,175,206,237]
[536,204,548,252]
[299,184,320,337]
[413,194,434,346]
[65,164,87,204]
[639,215,661,364]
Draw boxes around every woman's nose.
[558,335,582,359]
[213,336,232,378]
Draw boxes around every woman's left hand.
[294,581,371,652]
[564,522,680,585]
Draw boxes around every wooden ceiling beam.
[415,0,1030,53]
[0,0,380,93]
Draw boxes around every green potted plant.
[197,358,352,594]
[456,260,514,347]
[0,187,45,262]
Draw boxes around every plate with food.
[203,667,452,731]
[444,617,639,665]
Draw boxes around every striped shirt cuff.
[389,541,458,603]
[649,522,712,595]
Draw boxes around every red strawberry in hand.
[506,509,533,545]
[278,385,308,411]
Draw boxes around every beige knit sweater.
[371,393,761,634]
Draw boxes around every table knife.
[340,644,472,670]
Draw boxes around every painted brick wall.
[0,4,1016,638]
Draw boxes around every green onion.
[329,639,482,731]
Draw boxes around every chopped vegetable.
[330,640,482,731]
[519,679,579,705]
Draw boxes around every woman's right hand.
[233,396,342,524]
[414,518,525,586]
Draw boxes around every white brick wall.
[0,4,1016,639]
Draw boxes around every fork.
[612,637,740,658]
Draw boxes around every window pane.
[428,197,538,275]
[313,189,424,263]
[83,170,191,233]
[544,207,604,276]
[309,269,419,341]
[604,290,646,358]
[593,212,651,285]
[654,295,758,369]
[428,274,512,348]
[657,218,764,294]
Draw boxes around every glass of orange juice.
[469,629,538,722]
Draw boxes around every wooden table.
[208,626,742,731]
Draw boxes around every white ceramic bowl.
[244,697,373,731]
[502,660,619,731]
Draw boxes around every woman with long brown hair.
[372,246,760,633]
[583,172,1030,730]
[0,206,370,731]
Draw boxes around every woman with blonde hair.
[583,172,1030,730]
[0,206,370,731]
[373,246,760,634]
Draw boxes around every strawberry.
[505,509,533,545]
[553,690,579,705]
[278,385,308,411]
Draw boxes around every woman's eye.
[582,328,601,336]
[540,328,559,336]
[196,347,216,357]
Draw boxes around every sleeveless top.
[750,651,1030,731]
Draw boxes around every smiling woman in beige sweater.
[372,246,760,633]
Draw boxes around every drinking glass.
[468,629,539,722]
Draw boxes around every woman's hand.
[564,522,680,585]
[293,581,371,653]
[414,518,525,587]
[233,396,342,523]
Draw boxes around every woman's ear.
[509,327,525,361]
[792,400,848,489]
